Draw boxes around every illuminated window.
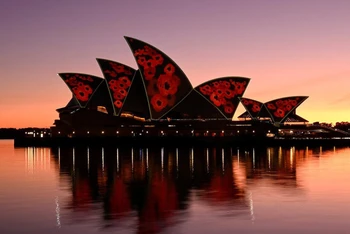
[97,106,108,114]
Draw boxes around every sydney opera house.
[51,36,310,139]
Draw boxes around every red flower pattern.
[267,103,276,110]
[63,74,99,103]
[107,74,132,109]
[111,63,125,73]
[224,101,234,114]
[157,74,180,97]
[252,104,261,112]
[100,61,135,111]
[151,94,168,112]
[199,85,212,95]
[164,63,175,75]
[198,78,248,115]
[210,92,222,107]
[144,67,156,80]
[266,98,302,119]
[240,98,263,118]
[113,92,124,100]
[274,108,285,117]
[114,100,123,108]
[132,44,183,114]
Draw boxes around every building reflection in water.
[47,145,335,233]
[24,147,51,174]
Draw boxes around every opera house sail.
[50,36,311,139]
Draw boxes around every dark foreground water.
[1,140,350,234]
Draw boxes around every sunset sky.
[1,0,350,128]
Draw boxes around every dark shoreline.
[13,136,350,148]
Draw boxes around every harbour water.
[1,139,350,233]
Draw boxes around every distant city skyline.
[1,0,350,128]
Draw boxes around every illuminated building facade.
[51,36,310,138]
[238,97,309,124]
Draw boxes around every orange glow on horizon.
[1,86,350,128]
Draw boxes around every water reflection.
[44,146,340,233]
[49,147,249,232]
[24,147,51,173]
[0,142,343,233]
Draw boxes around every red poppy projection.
[124,37,193,119]
[138,174,178,234]
[97,59,136,115]
[59,73,104,108]
[57,36,309,124]
[240,98,264,119]
[202,171,245,205]
[195,77,250,119]
[107,178,131,217]
[265,96,308,122]
[71,178,92,211]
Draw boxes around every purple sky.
[1,0,350,127]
